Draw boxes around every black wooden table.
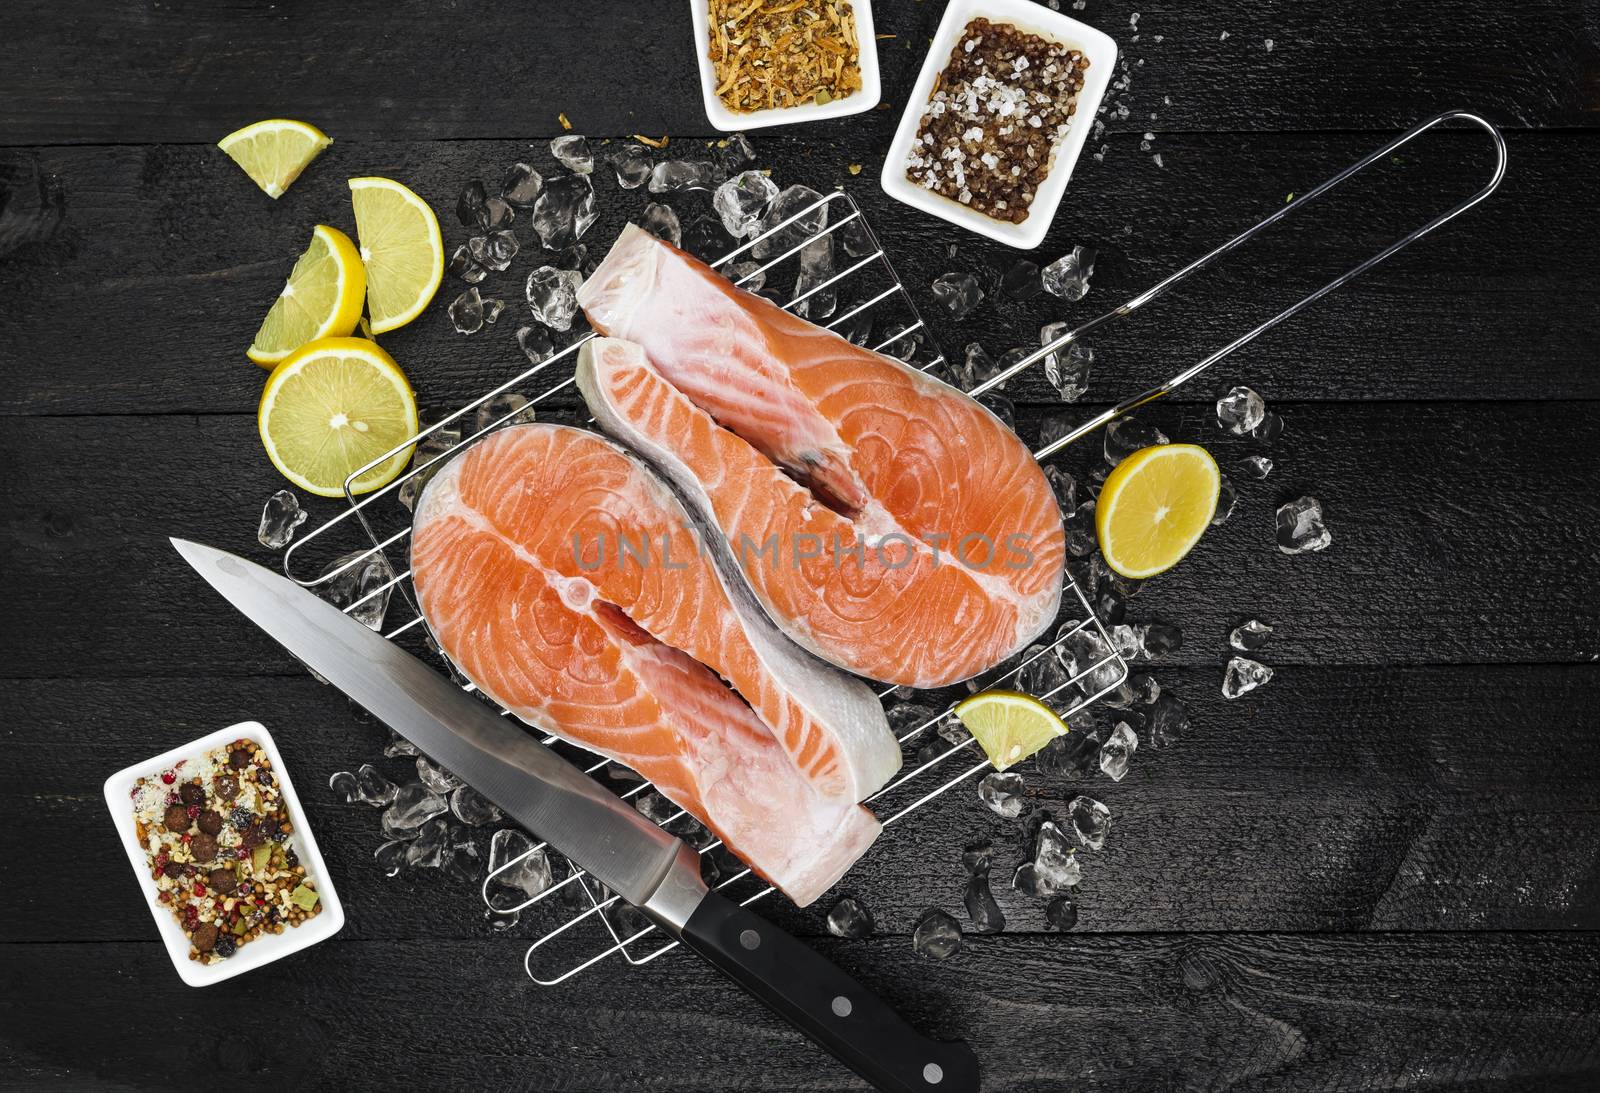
[4,2,1598,1089]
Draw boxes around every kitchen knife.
[173,539,978,1093]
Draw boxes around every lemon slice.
[217,119,332,199]
[954,690,1070,771]
[258,337,418,498]
[246,225,366,367]
[1096,443,1220,579]
[348,177,444,334]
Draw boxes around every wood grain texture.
[4,934,1599,1091]
[0,0,1594,145]
[4,401,1597,680]
[3,130,1595,416]
[8,663,1599,945]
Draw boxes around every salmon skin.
[410,424,895,906]
[576,227,1066,689]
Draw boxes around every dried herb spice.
[707,0,863,114]
[905,19,1090,223]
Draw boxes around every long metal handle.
[966,109,1508,458]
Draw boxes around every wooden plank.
[2,933,1598,1090]
[0,0,1593,145]
[8,664,1599,944]
[3,401,1597,680]
[3,130,1593,416]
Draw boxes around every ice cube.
[550,134,593,175]
[1139,621,1184,659]
[1107,623,1142,660]
[1043,466,1077,514]
[531,174,597,249]
[964,872,1006,934]
[1277,496,1332,554]
[648,160,718,194]
[327,770,359,803]
[1216,385,1266,435]
[1212,474,1238,526]
[911,908,963,959]
[487,828,553,899]
[443,831,482,884]
[447,243,489,284]
[640,202,682,247]
[1104,415,1169,465]
[1039,412,1074,451]
[318,550,395,630]
[405,815,452,868]
[1019,643,1069,699]
[355,762,398,807]
[881,327,925,362]
[825,895,874,938]
[469,228,519,272]
[980,394,1015,430]
[961,838,995,875]
[1033,820,1081,895]
[480,195,514,231]
[834,212,873,259]
[374,840,407,878]
[449,784,503,826]
[448,287,485,334]
[633,790,677,826]
[1067,795,1111,849]
[930,271,983,320]
[416,754,464,794]
[380,782,448,839]
[712,170,779,239]
[977,771,1027,818]
[524,265,583,331]
[482,297,505,325]
[501,161,544,206]
[610,144,654,189]
[1240,454,1273,480]
[1146,691,1187,748]
[1001,259,1044,300]
[1044,894,1079,930]
[456,180,488,228]
[1223,655,1274,699]
[726,259,766,293]
[752,184,827,259]
[1252,411,1285,443]
[1229,618,1274,652]
[1098,722,1139,781]
[1060,625,1124,697]
[959,342,998,391]
[515,324,553,363]
[257,488,307,549]
[793,237,837,321]
[715,132,756,173]
[1043,340,1093,403]
[476,392,536,432]
[836,309,873,347]
[1063,499,1097,557]
[1042,245,1096,301]
[887,702,939,738]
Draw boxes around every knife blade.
[173,538,978,1093]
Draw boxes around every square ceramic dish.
[879,0,1117,248]
[689,0,881,131]
[103,721,344,987]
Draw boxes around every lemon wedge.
[258,337,418,498]
[1096,443,1220,579]
[217,119,332,199]
[247,224,366,367]
[348,177,444,334]
[954,690,1070,771]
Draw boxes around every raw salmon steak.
[576,229,1066,688]
[410,424,895,906]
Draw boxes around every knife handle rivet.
[923,1063,944,1085]
[739,928,761,950]
[831,995,852,1017]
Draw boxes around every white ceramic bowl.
[879,0,1117,248]
[688,0,881,131]
[103,721,344,987]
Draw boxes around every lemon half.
[258,337,418,498]
[247,224,366,367]
[218,119,332,199]
[1096,443,1220,579]
[954,690,1070,771]
[348,177,444,334]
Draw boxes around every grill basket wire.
[282,109,1505,985]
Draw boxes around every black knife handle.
[681,891,979,1093]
